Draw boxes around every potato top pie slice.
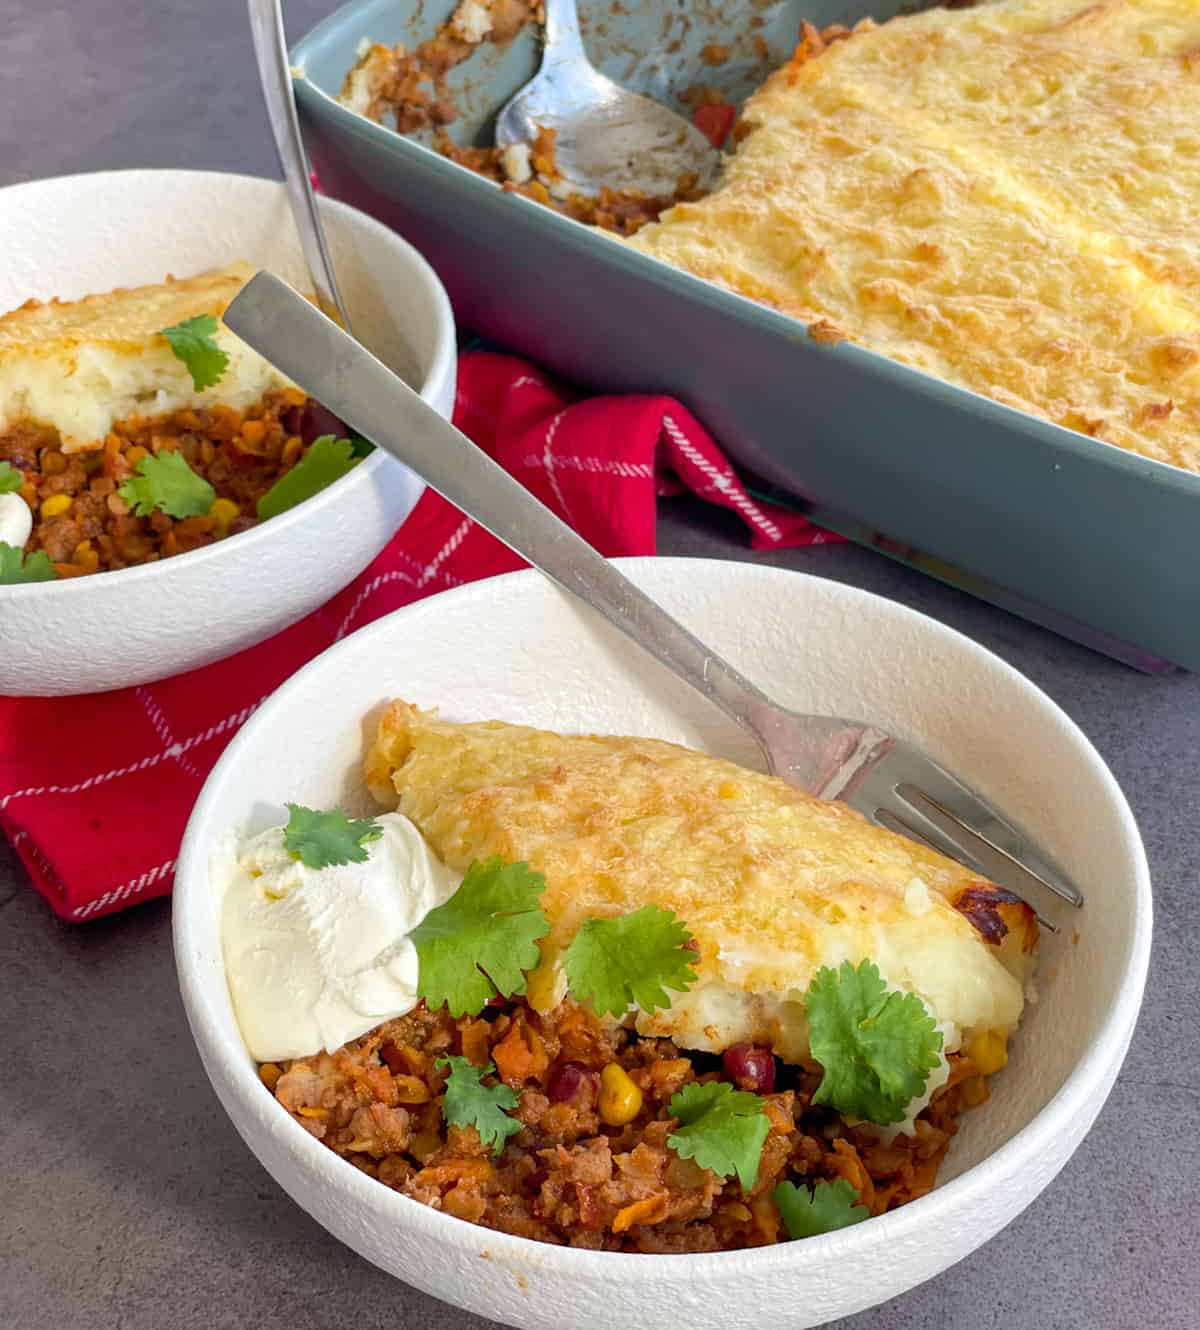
[366,701,1036,1066]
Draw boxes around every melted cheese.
[628,0,1200,472]
[0,263,296,452]
[366,701,1034,1062]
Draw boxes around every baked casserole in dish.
[293,0,1200,670]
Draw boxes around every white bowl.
[173,558,1151,1330]
[0,169,456,696]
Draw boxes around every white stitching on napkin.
[660,415,783,543]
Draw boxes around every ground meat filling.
[344,6,714,238]
[262,998,982,1253]
[0,388,325,576]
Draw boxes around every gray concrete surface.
[1,3,1197,1328]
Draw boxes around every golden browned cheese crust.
[0,263,255,353]
[367,701,1034,1063]
[628,0,1200,471]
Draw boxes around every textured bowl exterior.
[174,559,1152,1330]
[0,169,457,696]
[291,0,1200,673]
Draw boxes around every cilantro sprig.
[563,905,698,1018]
[437,1055,522,1154]
[666,1080,770,1191]
[160,313,230,391]
[0,461,22,494]
[0,541,56,584]
[773,1178,869,1240]
[411,858,550,1018]
[256,436,361,520]
[118,450,216,519]
[805,960,943,1126]
[282,803,383,869]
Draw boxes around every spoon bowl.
[493,0,722,198]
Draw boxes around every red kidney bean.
[547,1061,595,1104]
[722,1043,776,1095]
[283,400,348,444]
[301,401,347,445]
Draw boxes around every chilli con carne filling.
[260,997,983,1253]
[1,392,314,576]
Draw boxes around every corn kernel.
[126,445,149,468]
[208,497,241,531]
[967,1029,1008,1077]
[241,419,267,446]
[961,1075,990,1108]
[40,493,72,519]
[297,1106,327,1119]
[598,1063,643,1126]
[281,435,304,466]
[71,541,100,573]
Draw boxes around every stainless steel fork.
[223,272,1083,923]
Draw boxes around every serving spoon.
[223,272,1081,924]
[493,0,722,197]
[247,0,353,330]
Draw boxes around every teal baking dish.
[291,0,1200,672]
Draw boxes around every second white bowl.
[0,169,456,696]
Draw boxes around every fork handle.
[224,273,779,760]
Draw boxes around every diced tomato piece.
[693,103,736,149]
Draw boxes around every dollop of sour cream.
[219,811,461,1062]
[0,492,33,550]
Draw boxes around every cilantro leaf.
[411,857,550,1018]
[282,803,383,869]
[805,960,944,1125]
[666,1080,770,1191]
[0,461,22,494]
[256,435,360,520]
[773,1178,869,1240]
[563,905,698,1018]
[436,1055,522,1154]
[0,541,57,584]
[160,314,230,391]
[118,450,216,519]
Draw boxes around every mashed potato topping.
[629,0,1200,470]
[0,263,295,453]
[366,702,1036,1065]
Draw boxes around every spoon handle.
[541,0,590,66]
[224,272,776,749]
[246,0,352,331]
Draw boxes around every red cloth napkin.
[0,351,836,922]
